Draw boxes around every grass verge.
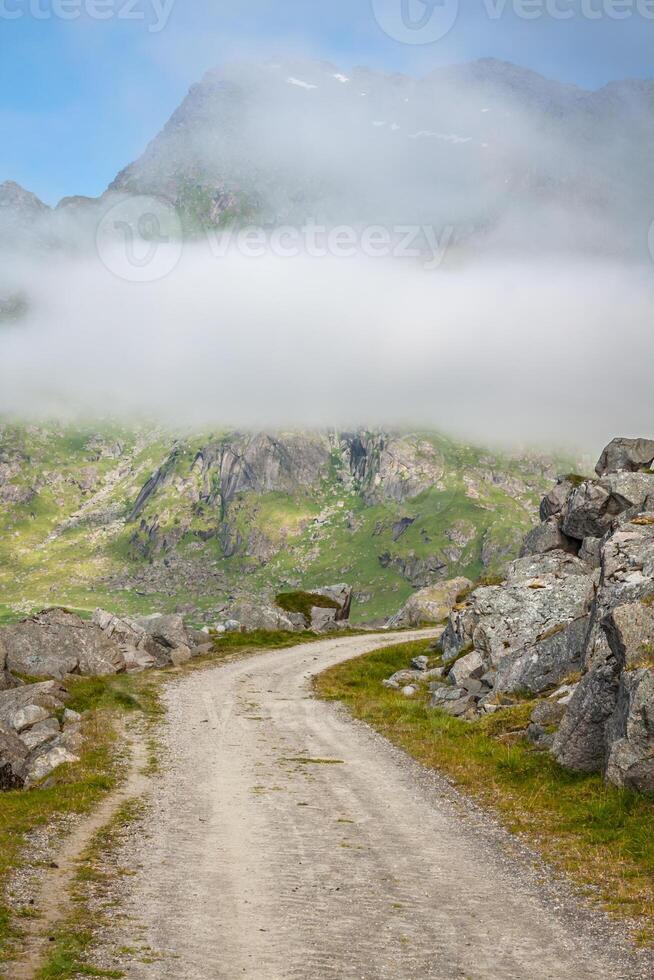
[315,638,654,944]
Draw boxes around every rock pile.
[0,608,211,789]
[0,679,81,789]
[388,438,654,792]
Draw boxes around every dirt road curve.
[94,632,647,979]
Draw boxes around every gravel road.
[90,632,652,979]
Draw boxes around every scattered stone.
[410,655,429,672]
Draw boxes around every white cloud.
[1,247,652,455]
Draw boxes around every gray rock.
[0,724,28,790]
[531,700,567,728]
[578,536,602,568]
[429,685,466,707]
[401,685,418,698]
[19,718,60,752]
[386,577,472,629]
[441,695,478,717]
[604,668,654,792]
[460,677,485,695]
[595,437,654,477]
[410,655,430,672]
[0,681,68,730]
[93,609,171,667]
[520,518,578,558]
[562,473,654,542]
[11,704,52,733]
[0,670,20,692]
[229,602,301,633]
[133,613,192,650]
[386,669,424,688]
[494,616,588,696]
[552,663,620,773]
[539,477,577,521]
[310,584,352,623]
[25,743,79,786]
[527,724,555,750]
[449,650,484,687]
[1,608,126,678]
[442,553,595,670]
[603,601,654,669]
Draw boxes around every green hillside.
[0,423,575,626]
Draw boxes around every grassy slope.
[0,424,572,625]
[315,640,654,943]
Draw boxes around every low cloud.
[0,245,651,456]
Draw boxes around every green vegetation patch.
[315,639,654,944]
[275,591,340,627]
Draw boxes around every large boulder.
[311,584,353,622]
[1,608,126,678]
[520,518,578,558]
[552,662,620,773]
[133,613,201,652]
[562,473,654,542]
[554,515,654,778]
[494,615,588,696]
[229,602,303,633]
[595,438,654,477]
[441,553,595,669]
[385,577,472,629]
[0,681,84,789]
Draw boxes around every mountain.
[105,57,654,255]
[0,424,575,626]
[3,59,654,260]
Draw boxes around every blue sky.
[1,0,652,204]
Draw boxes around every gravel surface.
[81,632,654,979]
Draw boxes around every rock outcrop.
[1,608,127,679]
[0,607,212,789]
[430,437,654,792]
[0,680,80,788]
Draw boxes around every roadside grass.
[0,675,162,965]
[34,799,146,980]
[0,629,319,974]
[315,638,654,943]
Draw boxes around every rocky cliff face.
[0,423,566,625]
[431,437,654,792]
